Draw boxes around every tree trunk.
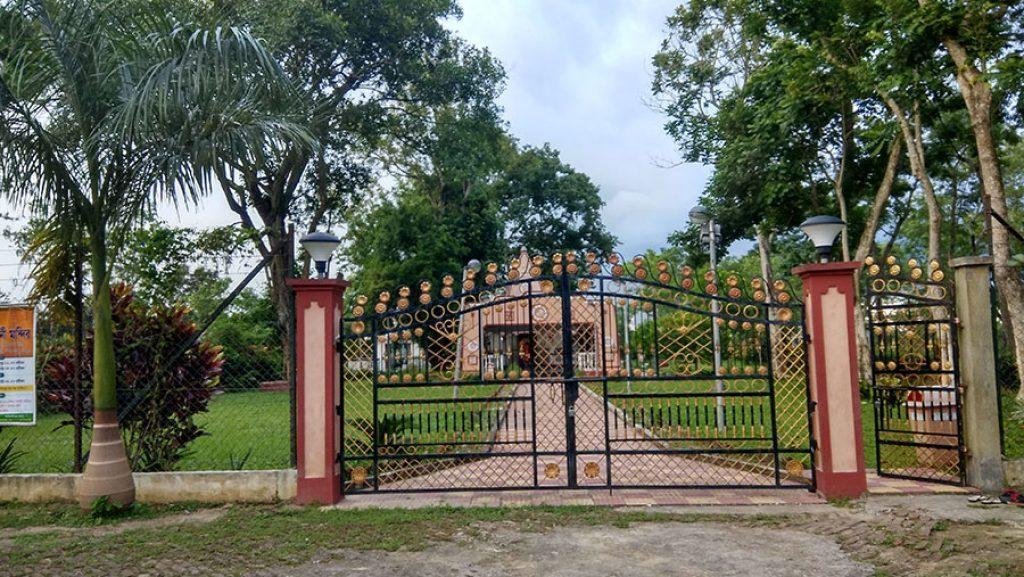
[75,232,135,509]
[853,137,903,384]
[756,227,773,288]
[883,95,941,262]
[834,99,854,261]
[940,35,1024,400]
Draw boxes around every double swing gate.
[339,251,816,493]
[864,256,965,485]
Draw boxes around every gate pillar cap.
[792,261,861,276]
[287,278,350,290]
[950,256,992,269]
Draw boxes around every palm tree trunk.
[75,234,135,508]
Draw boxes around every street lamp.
[689,205,724,431]
[299,231,341,279]
[799,216,847,263]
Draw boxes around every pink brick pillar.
[793,262,868,499]
[288,278,348,505]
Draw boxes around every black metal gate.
[864,256,965,485]
[340,251,815,493]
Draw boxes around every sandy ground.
[280,522,873,577]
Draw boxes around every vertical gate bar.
[990,269,1006,455]
[599,277,612,488]
[560,265,578,487]
[338,319,347,493]
[478,307,484,380]
[948,297,967,485]
[765,320,781,486]
[371,316,380,491]
[528,281,539,487]
[652,306,660,377]
[867,296,883,475]
[800,307,818,493]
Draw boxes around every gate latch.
[567,403,576,418]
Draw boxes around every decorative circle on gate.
[350,467,368,487]
[532,305,549,321]
[544,463,560,479]
[584,462,600,479]
[785,459,804,478]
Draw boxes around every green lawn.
[2,391,291,473]
[2,385,1020,475]
[859,394,1023,470]
[999,392,1024,460]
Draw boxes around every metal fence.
[0,276,293,475]
[995,282,1023,461]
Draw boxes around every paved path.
[380,381,803,491]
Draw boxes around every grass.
[2,383,1019,476]
[999,392,1024,460]
[2,391,291,474]
[0,502,216,530]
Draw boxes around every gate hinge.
[335,404,343,416]
[808,400,817,413]
[335,453,343,463]
[953,317,961,326]
[334,336,343,353]
[810,439,818,451]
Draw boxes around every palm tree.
[0,0,309,507]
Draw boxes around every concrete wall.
[0,469,297,504]
[1005,459,1024,488]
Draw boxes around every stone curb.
[0,469,297,503]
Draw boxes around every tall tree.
[208,0,504,380]
[0,0,304,506]
[497,144,616,256]
[919,0,1024,399]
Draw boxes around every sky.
[0,1,713,298]
[451,0,710,258]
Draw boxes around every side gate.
[339,250,816,493]
[864,256,965,485]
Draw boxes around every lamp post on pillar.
[794,216,868,499]
[289,232,347,505]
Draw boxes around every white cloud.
[452,0,710,257]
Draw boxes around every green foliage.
[203,290,283,391]
[113,222,255,309]
[0,429,26,474]
[498,144,617,256]
[347,112,617,297]
[89,496,137,520]
[39,284,224,472]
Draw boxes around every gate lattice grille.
[863,256,965,486]
[340,251,815,493]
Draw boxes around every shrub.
[202,290,283,391]
[40,283,224,471]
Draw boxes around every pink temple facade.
[457,249,622,378]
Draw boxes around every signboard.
[0,305,36,425]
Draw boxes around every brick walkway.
[334,475,967,510]
[368,380,971,502]
[381,382,791,491]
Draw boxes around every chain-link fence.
[0,275,293,475]
[995,283,1024,461]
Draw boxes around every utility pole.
[689,206,725,431]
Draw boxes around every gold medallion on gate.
[544,463,560,479]
[350,466,368,487]
[784,460,804,478]
[584,462,600,479]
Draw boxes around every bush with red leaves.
[40,283,224,471]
